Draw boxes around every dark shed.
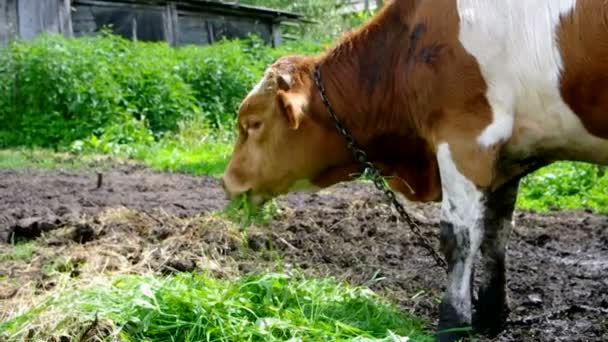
[0,0,302,47]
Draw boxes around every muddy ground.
[1,165,607,341]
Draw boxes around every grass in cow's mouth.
[220,193,283,228]
[0,272,434,342]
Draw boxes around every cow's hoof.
[437,302,474,342]
[473,309,508,337]
[473,288,509,337]
[436,330,471,342]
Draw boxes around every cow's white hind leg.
[474,177,520,337]
[436,143,485,342]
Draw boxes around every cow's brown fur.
[223,0,503,203]
[308,0,497,196]
[558,0,608,140]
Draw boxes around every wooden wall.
[0,0,287,47]
[18,0,71,39]
[0,0,18,46]
[0,0,71,46]
[176,10,272,47]
[71,0,280,47]
[72,2,167,42]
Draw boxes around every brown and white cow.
[221,0,608,341]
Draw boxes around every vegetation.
[240,0,380,41]
[517,162,608,213]
[0,272,433,342]
[0,3,606,341]
[1,32,607,214]
[0,242,36,262]
[0,33,324,176]
[0,32,323,149]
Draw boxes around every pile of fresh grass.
[0,272,433,342]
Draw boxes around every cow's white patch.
[437,143,484,320]
[249,75,267,96]
[246,69,278,97]
[456,0,607,158]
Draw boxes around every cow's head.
[221,55,442,206]
[221,56,357,206]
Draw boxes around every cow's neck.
[313,1,428,149]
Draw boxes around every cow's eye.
[249,121,262,130]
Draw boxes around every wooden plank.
[162,3,178,45]
[18,0,66,39]
[0,0,9,45]
[5,0,17,40]
[18,0,40,39]
[271,22,281,47]
[74,0,158,10]
[206,20,214,43]
[71,4,97,36]
[58,0,73,36]
[175,13,210,46]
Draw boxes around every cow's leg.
[474,177,520,336]
[435,143,486,342]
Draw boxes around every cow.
[221,0,608,341]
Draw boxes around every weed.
[0,242,36,262]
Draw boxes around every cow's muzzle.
[220,176,270,207]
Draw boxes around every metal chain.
[313,65,447,270]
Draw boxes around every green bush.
[0,33,196,147]
[0,33,324,149]
[517,162,608,213]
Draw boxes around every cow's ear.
[277,90,307,130]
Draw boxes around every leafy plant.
[0,33,324,150]
[518,162,608,213]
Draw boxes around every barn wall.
[0,0,290,47]
[19,0,55,39]
[176,10,272,46]
[18,0,71,39]
[0,0,18,46]
[72,2,167,42]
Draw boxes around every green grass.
[219,194,283,228]
[133,122,234,176]
[0,272,433,342]
[0,149,108,170]
[0,242,36,262]
[0,124,232,176]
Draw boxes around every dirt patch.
[1,166,607,341]
[0,166,224,242]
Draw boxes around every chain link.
[313,65,447,270]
